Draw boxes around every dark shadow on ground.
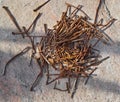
[85,77,120,95]
[0,50,120,97]
[0,26,120,101]
[0,27,44,44]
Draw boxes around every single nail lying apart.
[33,0,51,12]
[3,6,23,37]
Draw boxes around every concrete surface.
[0,0,120,102]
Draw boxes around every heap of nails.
[3,1,115,98]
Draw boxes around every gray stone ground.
[0,0,120,102]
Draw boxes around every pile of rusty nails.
[2,0,115,98]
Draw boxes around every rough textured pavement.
[0,0,120,102]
